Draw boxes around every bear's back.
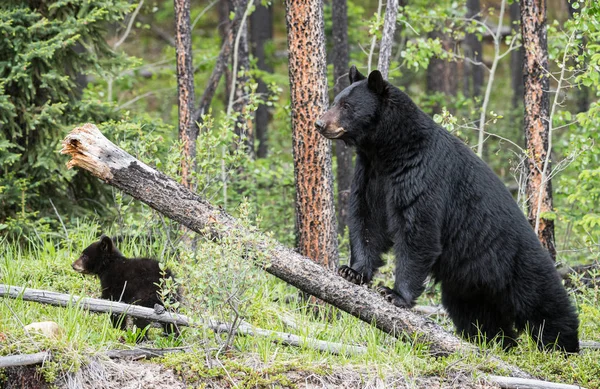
[99,257,166,307]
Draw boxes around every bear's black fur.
[72,235,180,336]
[316,66,579,352]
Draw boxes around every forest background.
[0,0,599,387]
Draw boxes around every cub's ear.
[367,70,385,95]
[348,65,366,84]
[99,235,113,253]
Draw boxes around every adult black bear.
[315,66,579,352]
[72,235,180,337]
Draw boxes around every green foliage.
[0,0,133,228]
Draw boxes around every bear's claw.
[338,265,367,285]
[376,285,411,308]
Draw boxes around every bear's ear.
[99,235,113,253]
[367,70,385,95]
[348,65,366,84]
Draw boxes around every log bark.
[520,0,555,260]
[285,0,339,270]
[0,284,190,326]
[59,124,533,378]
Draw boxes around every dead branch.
[211,320,367,356]
[0,284,190,326]
[0,352,50,368]
[104,346,191,360]
[59,123,533,378]
[1,284,367,356]
[485,375,587,389]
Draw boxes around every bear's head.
[315,65,386,146]
[72,235,122,275]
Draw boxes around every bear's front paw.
[153,303,166,315]
[338,265,368,285]
[376,286,412,308]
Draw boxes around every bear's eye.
[342,102,351,110]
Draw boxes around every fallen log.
[212,320,367,356]
[0,352,50,368]
[60,123,531,378]
[0,284,190,327]
[1,284,366,356]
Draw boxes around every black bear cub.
[72,235,180,337]
[316,66,579,352]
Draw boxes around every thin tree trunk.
[510,1,524,111]
[378,0,399,80]
[174,0,196,188]
[566,0,589,113]
[520,0,555,260]
[285,0,339,271]
[464,0,483,98]
[426,31,457,115]
[231,0,254,157]
[332,0,352,237]
[60,124,538,377]
[192,0,249,123]
[250,2,273,158]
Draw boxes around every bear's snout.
[315,119,325,132]
[71,256,88,274]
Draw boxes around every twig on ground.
[485,375,587,389]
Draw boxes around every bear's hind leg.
[443,292,518,350]
[520,309,579,353]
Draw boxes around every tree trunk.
[230,0,254,157]
[193,0,249,124]
[464,0,483,98]
[332,0,353,237]
[510,0,524,111]
[250,2,273,158]
[566,0,589,114]
[173,0,196,188]
[0,284,190,326]
[426,31,457,115]
[520,0,556,260]
[377,0,399,80]
[285,0,339,271]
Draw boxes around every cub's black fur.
[72,235,180,336]
[316,66,579,352]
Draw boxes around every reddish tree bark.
[174,0,195,188]
[520,0,556,260]
[285,0,339,270]
[332,0,352,236]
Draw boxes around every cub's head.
[72,235,122,275]
[315,65,387,146]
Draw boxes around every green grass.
[1,220,599,388]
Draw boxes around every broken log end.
[61,123,115,180]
